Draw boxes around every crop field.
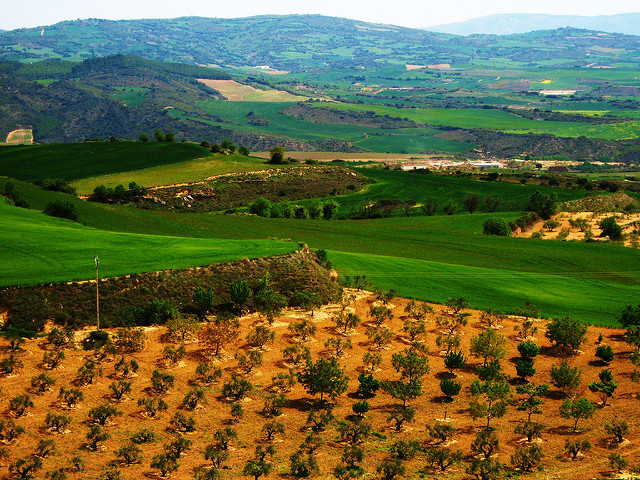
[310,102,640,140]
[191,101,475,153]
[0,197,295,286]
[320,169,586,213]
[198,79,306,102]
[70,153,291,194]
[329,250,640,326]
[0,142,212,183]
[354,134,474,154]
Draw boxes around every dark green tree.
[298,357,349,404]
[559,397,596,431]
[193,287,215,320]
[545,317,587,353]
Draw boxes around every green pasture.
[310,102,640,140]
[0,142,212,183]
[0,198,295,287]
[112,87,150,107]
[71,153,285,194]
[329,251,637,326]
[354,134,474,154]
[193,101,475,152]
[329,169,586,213]
[2,172,638,325]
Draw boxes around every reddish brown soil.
[0,292,637,479]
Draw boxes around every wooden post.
[94,256,100,330]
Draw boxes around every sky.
[1,0,639,31]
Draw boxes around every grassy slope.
[70,153,289,194]
[0,198,295,286]
[312,102,640,140]
[194,101,474,153]
[329,250,638,326]
[331,169,585,212]
[2,174,637,325]
[0,142,212,182]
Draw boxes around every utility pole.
[94,256,100,330]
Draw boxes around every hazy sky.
[1,0,639,30]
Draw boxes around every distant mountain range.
[1,15,640,70]
[427,13,640,36]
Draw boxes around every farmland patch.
[197,79,306,102]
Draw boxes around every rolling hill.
[427,12,640,36]
[2,15,640,70]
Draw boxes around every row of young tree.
[249,197,340,220]
[2,287,640,479]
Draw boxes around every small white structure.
[401,165,429,171]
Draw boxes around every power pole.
[94,256,100,330]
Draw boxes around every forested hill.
[2,15,640,69]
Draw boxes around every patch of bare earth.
[515,211,640,248]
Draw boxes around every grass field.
[70,153,289,194]
[311,102,640,140]
[329,250,639,326]
[2,153,638,326]
[0,142,211,183]
[0,198,295,286]
[193,101,475,153]
[328,169,586,213]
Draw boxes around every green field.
[0,197,295,286]
[310,102,640,140]
[329,251,640,327]
[326,169,586,213]
[0,142,212,183]
[2,171,638,325]
[71,152,290,194]
[192,101,474,153]
[1,140,638,327]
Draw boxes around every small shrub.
[130,429,157,444]
[482,217,511,236]
[88,404,122,426]
[390,439,420,460]
[44,201,79,222]
[170,412,197,432]
[31,373,55,394]
[44,413,71,433]
[595,345,614,364]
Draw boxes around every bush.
[527,191,557,219]
[600,216,623,241]
[545,317,587,352]
[517,341,540,359]
[482,217,511,236]
[249,197,272,217]
[83,330,110,350]
[43,201,80,222]
[356,373,380,398]
[595,345,614,364]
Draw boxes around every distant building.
[548,166,569,173]
[471,162,501,169]
[539,89,577,96]
[400,165,429,171]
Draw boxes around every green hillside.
[2,173,637,325]
[0,142,212,182]
[2,17,640,70]
[0,197,295,286]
